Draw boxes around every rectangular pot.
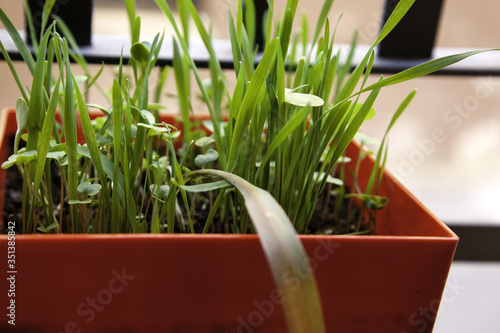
[0,108,458,332]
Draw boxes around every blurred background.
[1,0,499,331]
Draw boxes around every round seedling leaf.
[205,149,218,161]
[77,182,102,197]
[37,222,59,233]
[96,134,113,146]
[1,150,37,168]
[194,155,208,167]
[284,88,324,107]
[46,151,67,166]
[15,98,28,132]
[195,149,219,167]
[195,136,216,148]
[141,109,156,125]
[140,124,169,134]
[13,98,29,156]
[68,199,92,205]
[130,42,150,64]
[313,172,343,186]
[149,184,170,198]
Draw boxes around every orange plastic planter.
[0,108,458,332]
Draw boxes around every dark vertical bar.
[378,0,444,59]
[450,226,500,261]
[25,0,93,46]
[249,0,268,51]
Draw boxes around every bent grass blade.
[192,169,325,333]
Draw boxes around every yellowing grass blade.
[193,169,325,333]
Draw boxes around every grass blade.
[62,39,80,232]
[111,79,124,232]
[172,38,192,144]
[177,180,230,193]
[23,0,38,52]
[227,38,279,172]
[40,0,56,40]
[27,23,56,150]
[244,0,256,47]
[335,0,415,103]
[330,81,382,172]
[167,137,194,233]
[375,0,415,45]
[358,49,500,95]
[176,0,190,42]
[310,0,334,47]
[155,0,226,167]
[29,79,61,230]
[73,76,111,210]
[365,89,417,195]
[124,0,137,37]
[256,105,311,180]
[229,10,243,77]
[193,169,325,333]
